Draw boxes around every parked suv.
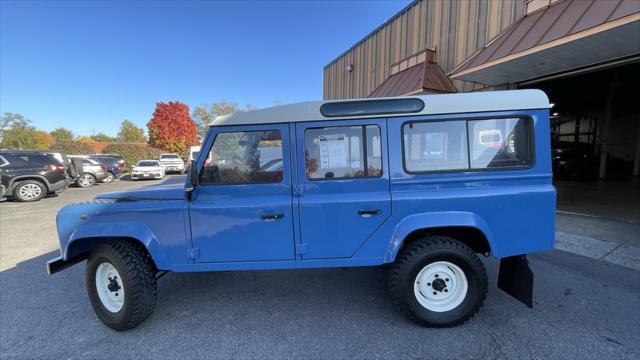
[48,90,555,331]
[91,155,123,182]
[68,157,109,188]
[0,150,69,202]
[158,153,185,174]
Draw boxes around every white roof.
[211,89,549,126]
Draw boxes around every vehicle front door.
[295,119,391,259]
[189,124,295,262]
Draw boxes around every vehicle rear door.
[189,124,295,262]
[294,118,391,259]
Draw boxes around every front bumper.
[46,255,86,275]
[131,172,163,180]
[161,164,185,172]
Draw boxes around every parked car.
[96,153,127,173]
[551,142,598,180]
[68,157,109,188]
[48,90,555,331]
[131,160,164,180]
[158,153,185,174]
[0,150,69,202]
[91,155,123,182]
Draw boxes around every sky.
[0,0,412,137]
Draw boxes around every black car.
[0,150,70,202]
[551,142,598,180]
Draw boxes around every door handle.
[261,213,285,221]
[358,209,381,217]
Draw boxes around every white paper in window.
[372,136,381,157]
[319,134,347,169]
[350,136,360,160]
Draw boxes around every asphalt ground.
[1,176,639,359]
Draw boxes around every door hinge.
[188,248,200,259]
[296,243,308,255]
[293,184,306,196]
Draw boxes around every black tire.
[389,235,488,327]
[13,180,47,202]
[86,240,158,331]
[76,174,96,188]
[102,172,115,183]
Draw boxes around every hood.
[95,182,184,201]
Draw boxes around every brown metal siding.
[323,0,525,99]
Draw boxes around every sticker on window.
[319,134,347,169]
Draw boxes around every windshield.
[160,154,180,159]
[137,161,159,167]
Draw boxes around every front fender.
[384,211,495,262]
[64,221,171,269]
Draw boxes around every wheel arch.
[385,212,496,263]
[9,175,51,192]
[63,222,172,270]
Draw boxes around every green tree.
[50,127,75,143]
[116,120,147,143]
[0,123,37,149]
[1,113,31,142]
[192,101,254,139]
[90,133,115,142]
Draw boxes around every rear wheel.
[77,174,96,188]
[102,172,115,183]
[86,241,157,331]
[13,180,47,202]
[389,235,487,327]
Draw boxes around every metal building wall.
[323,0,525,99]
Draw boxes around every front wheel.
[389,236,488,327]
[86,241,158,331]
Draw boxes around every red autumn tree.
[147,101,198,155]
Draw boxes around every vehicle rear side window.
[468,118,532,169]
[402,117,532,173]
[200,130,283,185]
[403,121,468,172]
[304,125,382,180]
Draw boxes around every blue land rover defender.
[48,90,555,330]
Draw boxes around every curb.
[555,231,640,271]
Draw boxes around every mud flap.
[497,255,533,308]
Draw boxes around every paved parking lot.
[1,177,639,359]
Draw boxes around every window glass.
[200,130,283,185]
[469,118,531,169]
[403,121,468,172]
[304,125,382,180]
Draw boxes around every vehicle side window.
[403,121,468,172]
[402,117,532,173]
[469,118,531,169]
[304,125,382,180]
[0,155,8,167]
[200,130,283,185]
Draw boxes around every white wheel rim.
[414,261,468,312]
[95,262,125,313]
[79,175,94,187]
[104,174,114,182]
[18,184,42,199]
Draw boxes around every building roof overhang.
[450,0,640,85]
